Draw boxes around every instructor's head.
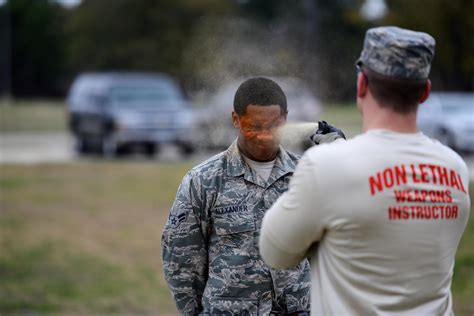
[232,77,288,162]
[356,26,435,113]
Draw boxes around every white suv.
[417,92,474,153]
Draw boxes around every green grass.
[0,161,195,315]
[320,103,363,138]
[0,101,472,314]
[0,161,473,315]
[0,239,134,313]
[451,183,474,315]
[0,99,67,132]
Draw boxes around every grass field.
[0,99,67,132]
[319,103,363,137]
[0,101,473,315]
[0,161,195,315]
[0,161,473,315]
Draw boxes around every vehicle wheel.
[145,143,157,157]
[179,144,195,157]
[75,136,92,155]
[101,137,118,158]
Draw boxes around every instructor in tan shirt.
[259,26,470,315]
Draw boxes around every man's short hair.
[233,77,287,116]
[361,65,427,113]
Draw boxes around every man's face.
[232,104,287,162]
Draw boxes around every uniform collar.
[225,139,297,187]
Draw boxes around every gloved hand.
[310,120,346,145]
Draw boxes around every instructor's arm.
[260,152,325,268]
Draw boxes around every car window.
[109,83,183,107]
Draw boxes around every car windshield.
[109,84,182,107]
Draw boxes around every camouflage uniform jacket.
[162,140,311,315]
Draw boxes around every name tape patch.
[214,205,248,215]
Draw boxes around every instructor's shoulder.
[303,136,367,168]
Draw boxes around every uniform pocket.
[203,296,259,315]
[214,210,256,235]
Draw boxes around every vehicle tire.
[179,143,195,157]
[75,136,92,155]
[101,136,118,158]
[145,143,157,157]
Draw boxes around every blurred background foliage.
[0,0,472,101]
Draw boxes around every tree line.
[0,0,472,101]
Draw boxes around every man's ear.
[357,73,368,98]
[231,111,239,128]
[419,79,431,104]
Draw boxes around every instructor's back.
[260,26,470,315]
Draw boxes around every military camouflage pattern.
[356,26,435,80]
[162,140,311,315]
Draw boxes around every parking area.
[0,132,216,164]
[2,132,474,182]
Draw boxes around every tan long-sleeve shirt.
[260,130,470,316]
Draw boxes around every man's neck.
[361,98,418,133]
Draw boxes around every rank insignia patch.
[168,212,186,228]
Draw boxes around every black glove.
[310,120,346,145]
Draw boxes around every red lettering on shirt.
[369,164,408,195]
[411,164,421,183]
[394,165,408,186]
[450,170,460,191]
[457,174,467,193]
[383,168,395,189]
[395,189,452,203]
[369,173,383,196]
[438,166,448,186]
[388,204,459,221]
[427,164,438,184]
[419,164,430,183]
[369,164,468,195]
